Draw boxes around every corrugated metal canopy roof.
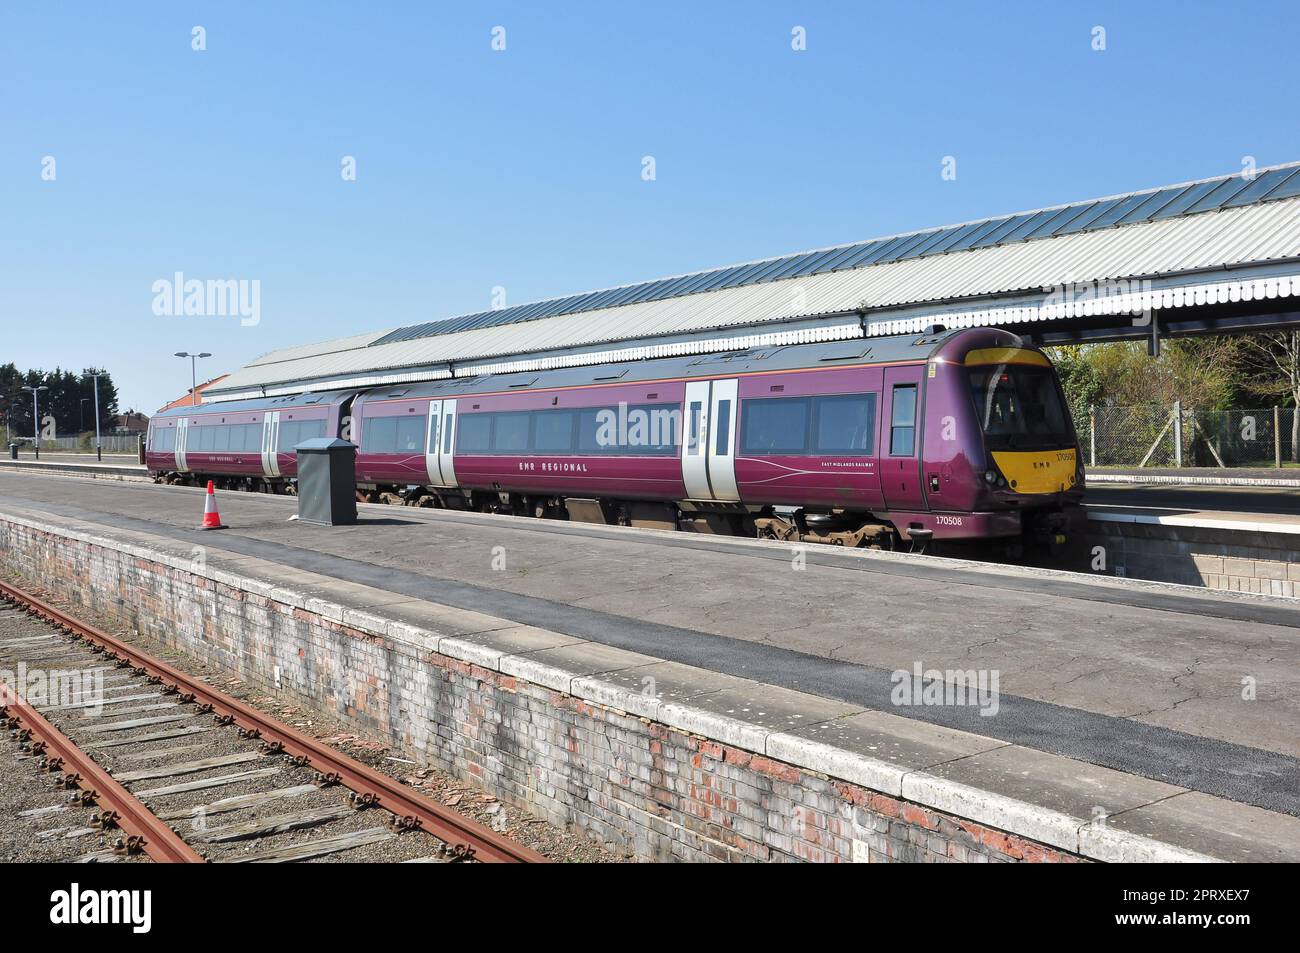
[366,163,1300,348]
[214,163,1300,399]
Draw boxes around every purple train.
[146,327,1084,549]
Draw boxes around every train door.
[261,411,282,477]
[879,366,926,512]
[680,379,739,501]
[175,417,189,472]
[438,399,458,487]
[425,400,446,485]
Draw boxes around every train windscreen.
[968,366,1071,451]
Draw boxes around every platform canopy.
[209,163,1300,401]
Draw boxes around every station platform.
[1082,485,1300,595]
[1087,503,1300,537]
[1,470,1298,862]
[0,457,149,481]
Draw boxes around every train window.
[276,421,295,453]
[212,426,231,452]
[687,402,703,455]
[395,416,425,452]
[278,419,326,453]
[572,404,678,456]
[456,414,491,453]
[456,406,680,456]
[814,394,877,455]
[443,414,455,454]
[576,409,605,453]
[152,427,175,452]
[890,385,917,456]
[533,411,576,452]
[968,367,1070,451]
[360,416,398,453]
[360,416,426,453]
[714,400,732,455]
[493,413,530,452]
[741,397,810,454]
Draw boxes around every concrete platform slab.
[499,640,662,694]
[577,659,751,707]
[1098,790,1300,864]
[907,745,1193,859]
[677,682,864,735]
[789,708,1011,771]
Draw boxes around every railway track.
[0,580,547,864]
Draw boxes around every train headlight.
[983,469,998,484]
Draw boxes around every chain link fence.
[1084,405,1298,469]
[5,433,144,453]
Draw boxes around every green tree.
[1238,331,1300,461]
[1046,339,1240,411]
[0,364,119,445]
[1048,346,1104,425]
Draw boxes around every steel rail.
[1,692,206,863]
[0,580,547,863]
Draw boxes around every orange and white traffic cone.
[199,480,227,530]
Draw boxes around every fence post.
[1173,400,1182,468]
[1276,406,1283,470]
[1088,405,1096,468]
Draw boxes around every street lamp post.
[22,385,49,460]
[91,374,103,461]
[174,352,212,407]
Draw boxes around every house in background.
[156,374,230,413]
[113,411,151,434]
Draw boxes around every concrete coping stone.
[1086,472,1300,489]
[1088,507,1300,539]
[3,506,1292,863]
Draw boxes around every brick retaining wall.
[1086,517,1300,596]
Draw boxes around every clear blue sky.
[3,1,1298,414]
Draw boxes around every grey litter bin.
[295,437,358,526]
[8,444,17,460]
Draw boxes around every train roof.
[153,388,353,420]
[359,328,971,401]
